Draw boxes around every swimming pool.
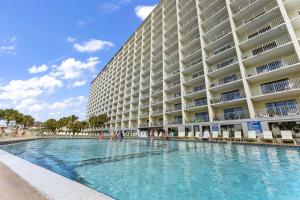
[1,139,300,200]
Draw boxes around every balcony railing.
[235,1,278,28]
[184,58,203,70]
[246,55,299,77]
[185,85,206,95]
[211,91,246,104]
[203,16,228,33]
[152,109,163,115]
[252,79,300,96]
[167,94,181,100]
[152,98,163,104]
[186,100,208,109]
[151,122,164,127]
[208,57,238,73]
[166,120,183,125]
[186,116,209,123]
[210,74,242,88]
[243,35,291,59]
[184,71,204,82]
[213,110,250,121]
[166,106,182,113]
[256,105,300,118]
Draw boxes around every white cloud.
[100,0,133,14]
[135,5,157,21]
[73,39,114,53]
[72,80,87,87]
[28,64,48,74]
[0,37,17,54]
[67,37,76,43]
[52,57,99,80]
[0,75,63,101]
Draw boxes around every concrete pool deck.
[0,162,47,200]
[0,149,113,200]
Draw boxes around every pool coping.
[0,149,113,200]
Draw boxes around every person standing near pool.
[120,131,124,142]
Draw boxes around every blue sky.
[0,0,158,121]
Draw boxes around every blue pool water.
[1,139,300,200]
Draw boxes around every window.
[216,58,234,69]
[194,98,207,106]
[260,78,290,94]
[214,43,232,55]
[256,60,283,74]
[174,103,182,110]
[266,99,298,116]
[221,90,241,102]
[175,116,183,124]
[219,74,237,85]
[248,25,271,40]
[195,112,209,122]
[193,84,205,92]
[252,41,277,55]
[224,107,244,120]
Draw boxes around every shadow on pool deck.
[0,162,47,200]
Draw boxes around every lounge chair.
[277,131,296,145]
[246,131,257,142]
[203,131,210,141]
[234,131,242,142]
[222,131,230,141]
[212,131,219,141]
[262,131,274,144]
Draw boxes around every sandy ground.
[0,162,47,200]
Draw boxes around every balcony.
[210,73,242,92]
[239,16,285,45]
[165,68,180,81]
[166,120,183,125]
[152,88,163,97]
[246,55,300,83]
[185,100,208,111]
[251,78,300,100]
[242,34,293,66]
[151,122,164,127]
[211,91,246,106]
[183,71,205,86]
[255,104,300,118]
[182,58,203,73]
[203,16,229,35]
[207,57,239,78]
[236,1,280,34]
[140,112,149,118]
[213,110,250,121]
[166,93,181,103]
[151,109,163,116]
[151,98,163,106]
[184,85,206,98]
[186,116,209,124]
[165,80,181,92]
[165,106,182,114]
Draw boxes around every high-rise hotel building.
[87,0,300,137]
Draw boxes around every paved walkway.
[0,162,47,200]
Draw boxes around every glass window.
[194,98,207,106]
[195,112,209,122]
[260,78,290,94]
[266,99,298,116]
[221,90,241,102]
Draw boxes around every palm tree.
[44,119,58,134]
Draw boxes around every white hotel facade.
[87,0,300,137]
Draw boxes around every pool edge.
[0,149,114,200]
